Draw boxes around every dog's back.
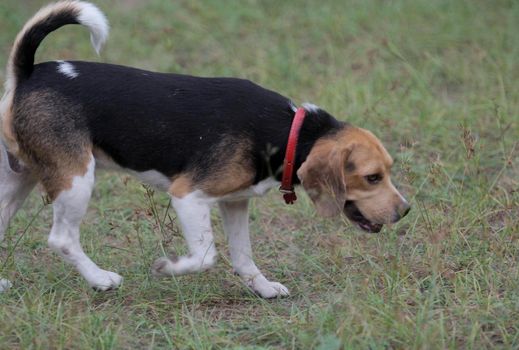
[17,60,295,179]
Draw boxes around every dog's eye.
[365,174,382,184]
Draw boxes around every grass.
[0,0,518,348]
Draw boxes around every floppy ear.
[297,141,351,217]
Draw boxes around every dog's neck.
[273,108,346,185]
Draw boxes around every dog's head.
[297,126,410,232]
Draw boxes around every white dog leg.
[47,155,122,291]
[0,143,36,292]
[219,199,289,298]
[152,191,217,276]
[0,144,36,239]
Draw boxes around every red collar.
[279,107,306,204]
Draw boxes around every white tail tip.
[76,1,109,54]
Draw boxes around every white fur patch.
[152,190,217,276]
[76,1,110,54]
[57,60,79,79]
[0,142,35,238]
[0,279,12,292]
[220,177,279,201]
[302,102,320,112]
[0,143,36,293]
[250,177,280,195]
[48,155,122,290]
[218,199,289,298]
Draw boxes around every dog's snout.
[400,201,411,218]
[392,200,411,223]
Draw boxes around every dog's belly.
[95,147,277,199]
[94,150,172,191]
[129,170,171,191]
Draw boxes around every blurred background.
[0,1,517,348]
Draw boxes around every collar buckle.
[279,186,294,194]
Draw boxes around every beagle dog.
[0,1,410,298]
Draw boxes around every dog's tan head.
[297,126,410,232]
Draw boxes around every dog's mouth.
[344,201,383,233]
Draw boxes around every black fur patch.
[14,61,346,186]
[14,8,79,81]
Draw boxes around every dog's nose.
[392,200,411,222]
[399,201,411,218]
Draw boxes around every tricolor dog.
[0,1,410,297]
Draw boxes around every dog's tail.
[5,1,108,90]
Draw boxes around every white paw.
[151,256,177,277]
[0,278,12,292]
[151,253,216,277]
[88,270,123,291]
[248,275,290,298]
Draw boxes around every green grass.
[1,0,518,348]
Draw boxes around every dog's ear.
[297,141,352,217]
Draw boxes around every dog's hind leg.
[218,199,289,298]
[47,154,122,291]
[0,143,36,292]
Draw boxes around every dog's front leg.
[218,199,289,298]
[0,143,36,240]
[0,143,36,292]
[152,192,217,276]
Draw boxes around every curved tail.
[5,1,109,90]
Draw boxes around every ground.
[0,0,518,349]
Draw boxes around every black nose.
[393,201,411,222]
[401,202,411,218]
